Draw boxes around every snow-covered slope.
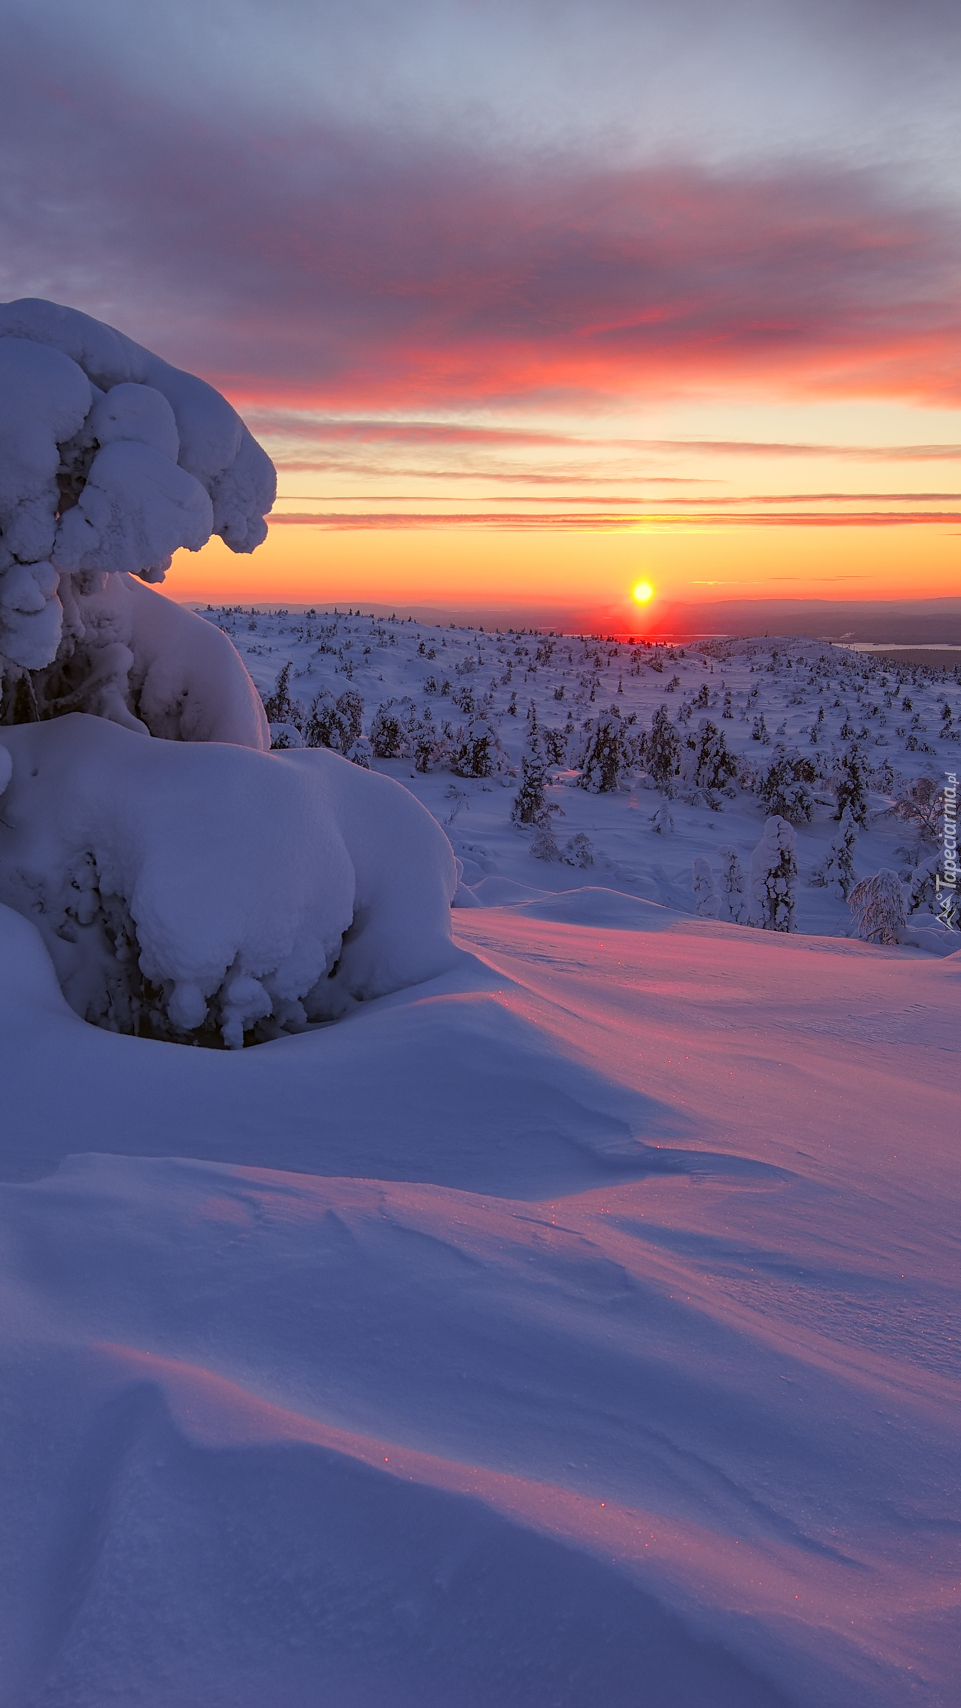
[0,876,957,1704]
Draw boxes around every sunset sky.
[3,0,960,621]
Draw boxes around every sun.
[632,581,654,604]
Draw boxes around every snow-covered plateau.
[0,604,957,1706]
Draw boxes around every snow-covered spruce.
[0,716,458,1046]
[0,299,274,735]
[749,815,798,931]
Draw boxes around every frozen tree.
[756,749,817,824]
[575,707,637,792]
[452,713,500,778]
[644,706,680,790]
[410,706,449,773]
[512,738,554,827]
[262,662,296,727]
[834,745,868,825]
[717,846,748,922]
[749,816,797,931]
[651,803,675,835]
[305,688,366,755]
[849,870,906,945]
[0,301,460,1047]
[0,298,274,740]
[680,718,737,797]
[692,855,721,918]
[369,697,414,759]
[811,806,859,898]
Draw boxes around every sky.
[2,0,960,622]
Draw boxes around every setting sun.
[632,581,654,603]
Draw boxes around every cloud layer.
[3,39,960,414]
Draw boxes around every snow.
[0,602,958,1702]
[205,606,961,943]
[0,888,957,1704]
[0,299,275,684]
[0,715,458,1046]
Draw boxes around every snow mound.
[0,716,458,1046]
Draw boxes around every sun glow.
[632,581,654,603]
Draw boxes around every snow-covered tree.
[575,707,637,792]
[692,855,721,918]
[304,687,365,755]
[811,806,858,898]
[563,832,594,868]
[834,745,868,825]
[849,870,905,945]
[680,718,737,796]
[0,298,273,739]
[512,740,554,827]
[369,697,414,759]
[717,846,748,922]
[452,713,500,778]
[756,749,817,824]
[0,301,459,1048]
[749,816,797,931]
[643,706,680,790]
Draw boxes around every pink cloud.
[3,49,960,412]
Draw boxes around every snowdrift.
[0,894,956,1705]
[0,716,458,1045]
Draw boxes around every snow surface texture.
[0,886,957,1705]
[0,715,458,1046]
[0,300,275,739]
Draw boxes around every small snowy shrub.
[811,806,858,898]
[717,846,747,922]
[749,816,798,931]
[563,832,594,868]
[692,855,721,918]
[304,688,366,756]
[369,698,413,759]
[530,828,561,862]
[849,870,906,945]
[651,803,674,835]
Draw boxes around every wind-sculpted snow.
[0,895,957,1703]
[0,716,458,1047]
[0,299,275,733]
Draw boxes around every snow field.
[0,892,957,1704]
